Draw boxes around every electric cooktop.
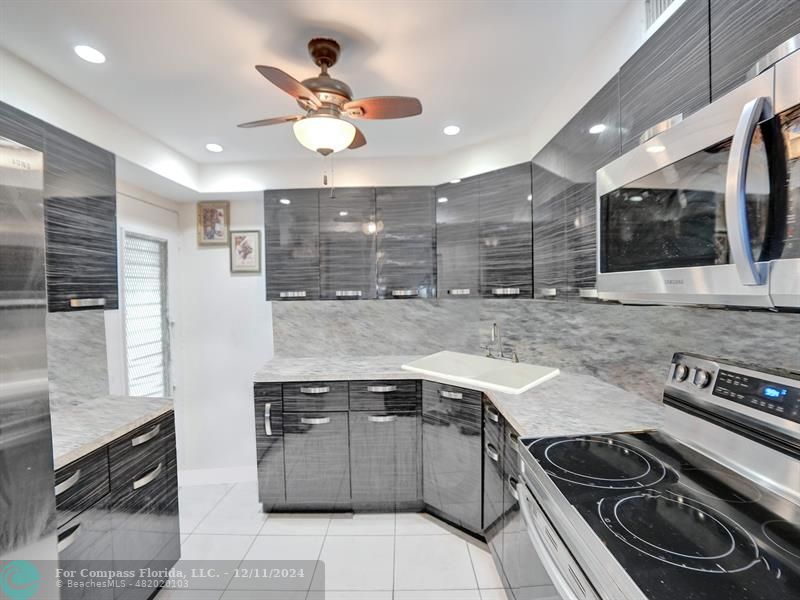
[524,430,800,600]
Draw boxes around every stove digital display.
[713,369,800,424]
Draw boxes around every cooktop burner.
[539,435,673,489]
[523,430,800,600]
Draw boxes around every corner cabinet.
[478,163,533,298]
[319,188,377,300]
[264,189,320,301]
[376,187,436,299]
[435,178,481,299]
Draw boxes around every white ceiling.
[0,0,642,196]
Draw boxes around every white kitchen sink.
[401,350,559,395]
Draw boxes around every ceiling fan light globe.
[293,116,356,155]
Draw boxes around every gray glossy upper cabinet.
[619,0,710,152]
[710,0,800,100]
[532,149,570,300]
[478,163,532,298]
[319,187,377,300]
[376,186,436,299]
[435,177,480,299]
[264,189,320,301]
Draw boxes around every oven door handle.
[725,96,772,286]
[517,482,581,600]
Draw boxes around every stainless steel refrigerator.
[0,135,59,594]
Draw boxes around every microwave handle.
[725,96,772,286]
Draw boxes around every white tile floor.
[155,482,513,600]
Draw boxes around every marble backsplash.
[46,311,109,408]
[271,298,800,405]
[271,299,480,357]
[479,300,800,403]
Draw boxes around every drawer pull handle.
[69,297,106,308]
[57,523,81,553]
[485,442,500,462]
[131,424,161,447]
[368,415,397,423]
[133,462,163,490]
[279,291,307,298]
[264,403,272,436]
[367,385,397,393]
[300,386,330,394]
[335,290,362,298]
[507,432,519,449]
[301,417,331,425]
[440,390,462,400]
[485,407,500,423]
[391,289,418,298]
[492,287,520,296]
[448,288,471,296]
[507,476,519,500]
[55,469,81,496]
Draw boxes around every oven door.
[596,63,790,308]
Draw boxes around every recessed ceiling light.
[443,125,460,136]
[339,210,349,217]
[450,178,461,184]
[646,144,666,153]
[74,45,106,64]
[527,194,533,201]
[437,197,448,204]
[205,143,223,153]
[279,198,291,205]
[589,124,606,134]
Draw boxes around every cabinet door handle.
[131,424,161,447]
[133,462,163,490]
[508,476,519,500]
[69,297,106,308]
[507,431,519,450]
[335,290,362,298]
[279,291,307,298]
[440,390,462,400]
[264,403,272,436]
[301,417,331,425]
[368,415,397,423]
[367,385,397,393]
[57,522,81,553]
[300,386,330,394]
[485,407,499,423]
[492,287,520,296]
[448,288,471,296]
[55,469,81,497]
[391,289,418,298]
[485,442,500,462]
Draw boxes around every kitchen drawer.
[436,383,482,406]
[109,413,174,489]
[349,380,419,412]
[57,497,114,600]
[55,446,110,528]
[283,381,348,412]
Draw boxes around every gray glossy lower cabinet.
[422,381,482,533]
[483,399,505,563]
[284,411,352,509]
[55,411,180,600]
[255,383,285,509]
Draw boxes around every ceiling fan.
[238,38,422,156]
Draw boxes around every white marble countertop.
[255,355,663,437]
[51,396,173,469]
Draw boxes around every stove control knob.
[674,364,689,382]
[693,369,711,388]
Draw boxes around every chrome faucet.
[481,322,519,362]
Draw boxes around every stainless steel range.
[517,352,800,600]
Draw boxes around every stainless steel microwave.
[597,41,800,309]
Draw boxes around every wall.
[176,198,273,482]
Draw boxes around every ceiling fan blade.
[349,126,366,149]
[237,115,303,128]
[344,96,422,119]
[255,65,322,108]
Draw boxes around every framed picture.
[196,201,230,246]
[230,230,261,273]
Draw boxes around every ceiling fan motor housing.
[308,38,341,69]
